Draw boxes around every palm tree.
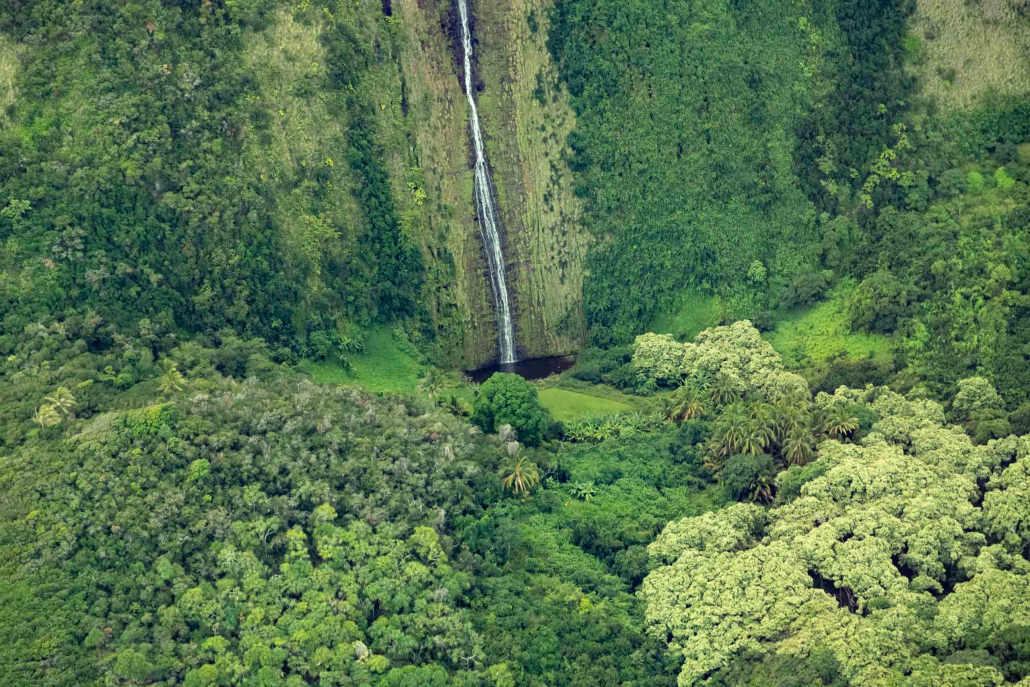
[711,403,749,456]
[691,371,713,394]
[709,371,742,406]
[500,455,540,496]
[44,386,76,418]
[417,368,444,404]
[655,396,677,422]
[738,418,772,456]
[745,471,775,504]
[158,360,186,395]
[823,405,860,441]
[748,402,776,443]
[672,386,707,422]
[33,404,61,428]
[783,431,817,466]
[780,387,811,409]
[570,481,596,501]
[773,403,810,443]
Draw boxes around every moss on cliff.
[468,0,589,360]
[241,0,585,369]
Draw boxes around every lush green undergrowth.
[299,327,424,393]
[764,286,891,368]
[648,290,724,343]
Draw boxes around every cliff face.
[472,0,588,362]
[385,0,499,369]
[390,0,588,367]
[245,0,585,369]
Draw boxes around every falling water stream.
[458,0,517,364]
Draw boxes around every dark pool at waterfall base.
[466,355,577,383]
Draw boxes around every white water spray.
[458,0,516,364]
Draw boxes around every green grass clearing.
[539,388,637,421]
[649,289,723,341]
[300,328,424,393]
[765,289,890,368]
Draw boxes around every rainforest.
[2,0,1030,685]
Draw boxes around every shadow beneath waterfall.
[466,355,577,383]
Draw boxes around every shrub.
[774,460,832,505]
[995,166,1016,191]
[966,170,985,194]
[846,270,912,334]
[779,269,832,310]
[721,453,775,502]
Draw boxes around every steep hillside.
[0,0,587,371]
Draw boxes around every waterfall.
[458,0,517,364]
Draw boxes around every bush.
[667,420,716,484]
[846,270,913,334]
[569,345,634,386]
[1009,403,1030,437]
[936,168,967,197]
[721,453,775,502]
[995,166,1016,191]
[966,170,985,195]
[779,269,832,310]
[471,373,550,447]
[811,354,892,396]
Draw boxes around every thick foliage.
[0,0,423,359]
[472,373,551,447]
[643,389,1030,686]
[0,331,736,687]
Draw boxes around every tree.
[500,455,540,496]
[821,405,860,441]
[710,404,749,458]
[709,371,742,406]
[951,377,1004,424]
[846,269,912,334]
[738,419,772,456]
[44,386,76,418]
[158,360,186,395]
[782,431,816,466]
[773,403,810,443]
[671,386,706,422]
[417,367,444,404]
[631,333,685,386]
[32,404,61,428]
[643,388,1029,686]
[721,454,776,502]
[471,373,550,447]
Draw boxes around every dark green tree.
[471,373,550,447]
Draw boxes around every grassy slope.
[764,287,891,367]
[648,290,724,342]
[538,387,635,421]
[906,0,1030,110]
[645,285,888,369]
[299,328,424,393]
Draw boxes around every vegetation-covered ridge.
[2,0,1030,686]
[0,324,726,687]
[0,0,591,370]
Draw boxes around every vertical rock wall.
[390,0,587,367]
